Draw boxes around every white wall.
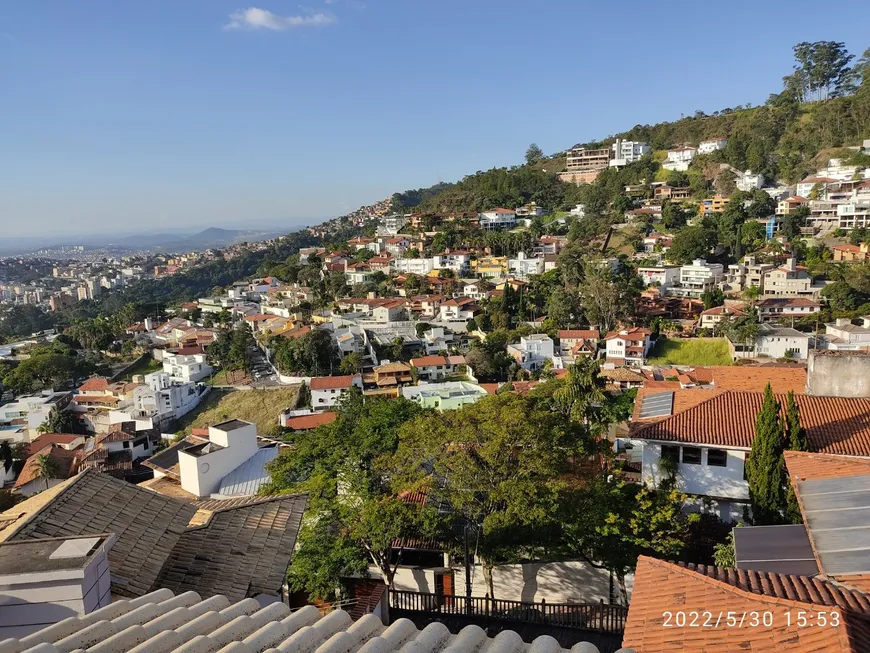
[381,560,632,604]
[179,422,258,497]
[637,440,749,501]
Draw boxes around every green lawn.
[117,355,163,380]
[648,337,733,367]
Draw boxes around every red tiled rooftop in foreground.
[631,391,870,455]
[623,556,870,653]
[785,451,870,483]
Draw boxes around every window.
[122,441,130,449]
[661,445,680,464]
[682,446,702,465]
[707,448,727,467]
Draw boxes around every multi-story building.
[310,375,363,408]
[808,200,844,230]
[756,297,822,322]
[477,209,517,230]
[671,259,724,298]
[837,200,870,230]
[653,184,692,201]
[409,355,465,382]
[662,147,697,172]
[557,330,598,363]
[0,391,72,442]
[471,255,508,278]
[698,138,728,154]
[432,250,472,275]
[604,327,652,367]
[559,147,611,184]
[699,195,730,215]
[721,256,774,294]
[393,257,434,276]
[776,195,809,216]
[735,170,764,192]
[796,176,837,198]
[507,334,556,371]
[508,252,544,279]
[729,325,810,360]
[638,265,681,290]
[761,258,826,298]
[162,353,212,383]
[833,242,870,262]
[609,139,650,167]
[819,317,870,351]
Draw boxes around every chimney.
[144,317,153,331]
[785,257,796,271]
[178,419,258,498]
[0,535,115,638]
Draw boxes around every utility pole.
[464,523,472,613]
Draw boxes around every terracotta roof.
[26,433,82,455]
[700,305,746,317]
[410,355,450,367]
[95,429,136,443]
[558,330,599,339]
[309,375,360,391]
[758,297,822,308]
[631,387,726,424]
[76,377,109,392]
[599,367,645,383]
[834,244,864,253]
[14,445,79,488]
[712,365,807,394]
[73,394,120,405]
[785,451,870,483]
[604,327,651,341]
[632,391,870,455]
[243,313,271,322]
[284,411,338,430]
[624,556,870,653]
[376,362,412,374]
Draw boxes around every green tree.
[38,406,82,435]
[713,529,737,567]
[746,384,788,525]
[390,392,592,597]
[263,392,435,599]
[785,391,808,451]
[525,143,544,165]
[701,288,725,310]
[339,353,362,375]
[33,453,59,491]
[667,226,716,265]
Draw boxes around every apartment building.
[609,139,650,167]
[837,200,870,230]
[776,195,809,216]
[559,146,611,184]
[721,256,774,294]
[662,147,697,172]
[672,259,724,298]
[478,209,517,230]
[638,265,681,290]
[761,258,826,299]
[699,195,730,216]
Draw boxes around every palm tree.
[33,453,59,491]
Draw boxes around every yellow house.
[471,255,508,278]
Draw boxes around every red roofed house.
[833,242,870,262]
[604,327,652,367]
[698,304,746,330]
[409,355,464,382]
[627,390,870,521]
[310,375,363,408]
[14,445,80,496]
[438,297,479,321]
[624,555,870,653]
[557,330,599,362]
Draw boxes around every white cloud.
[224,7,335,31]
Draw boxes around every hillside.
[390,46,870,215]
[174,386,299,437]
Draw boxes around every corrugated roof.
[216,445,280,497]
[1,591,613,653]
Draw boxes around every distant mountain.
[119,227,284,253]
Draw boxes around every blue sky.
[2,1,869,238]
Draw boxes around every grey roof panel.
[217,445,280,497]
[638,392,673,420]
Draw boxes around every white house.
[796,176,837,198]
[604,327,652,367]
[637,266,680,290]
[401,382,489,411]
[439,297,478,321]
[393,258,434,276]
[756,297,822,322]
[478,208,517,230]
[177,420,261,498]
[699,305,747,331]
[422,326,455,354]
[162,353,212,383]
[729,325,810,360]
[123,372,208,429]
[610,139,650,167]
[735,170,764,192]
[507,334,556,371]
[309,375,363,408]
[820,317,870,351]
[662,147,697,172]
[410,355,465,382]
[698,138,728,154]
[432,250,472,275]
[371,300,406,323]
[0,391,72,441]
[508,252,545,279]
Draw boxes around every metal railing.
[389,590,627,633]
